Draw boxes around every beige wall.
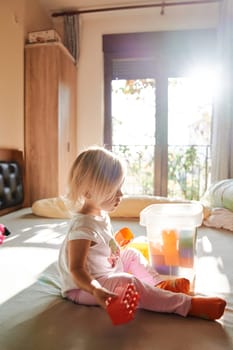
[0,1,219,154]
[75,3,219,152]
[0,0,51,150]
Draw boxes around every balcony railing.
[112,144,211,200]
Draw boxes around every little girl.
[58,146,226,321]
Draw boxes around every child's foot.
[189,297,226,320]
[156,278,190,294]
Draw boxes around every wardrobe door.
[25,44,59,205]
[58,46,77,196]
[25,43,77,205]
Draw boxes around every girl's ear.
[85,191,92,199]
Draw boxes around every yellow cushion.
[110,195,189,218]
[32,196,74,219]
[128,241,150,261]
[31,195,209,220]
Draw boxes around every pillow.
[201,179,233,212]
[32,196,75,219]
[109,195,190,218]
[32,195,189,219]
[32,195,209,220]
[203,208,233,231]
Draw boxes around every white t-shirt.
[57,212,124,296]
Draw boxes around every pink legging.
[66,248,192,317]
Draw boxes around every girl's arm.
[68,239,116,308]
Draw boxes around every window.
[103,30,216,199]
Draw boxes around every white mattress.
[0,208,232,350]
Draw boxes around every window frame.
[103,30,216,196]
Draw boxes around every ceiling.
[38,0,199,16]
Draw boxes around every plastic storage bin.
[140,203,203,284]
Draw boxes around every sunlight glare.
[25,228,64,244]
[187,65,219,101]
[201,235,213,253]
[195,256,230,294]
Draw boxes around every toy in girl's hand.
[0,224,11,245]
[106,283,140,326]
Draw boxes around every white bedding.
[203,207,233,231]
[0,208,232,350]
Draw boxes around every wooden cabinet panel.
[25,43,77,206]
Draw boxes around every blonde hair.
[68,146,126,207]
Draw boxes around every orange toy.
[115,227,150,261]
[162,229,179,266]
[115,227,134,247]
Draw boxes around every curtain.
[63,14,79,62]
[211,0,233,182]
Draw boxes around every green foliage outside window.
[114,144,207,200]
[168,146,201,200]
[112,79,211,200]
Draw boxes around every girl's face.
[100,186,124,213]
[81,174,125,216]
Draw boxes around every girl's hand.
[92,287,118,309]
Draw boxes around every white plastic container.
[140,203,203,285]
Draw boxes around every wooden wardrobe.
[25,42,77,206]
